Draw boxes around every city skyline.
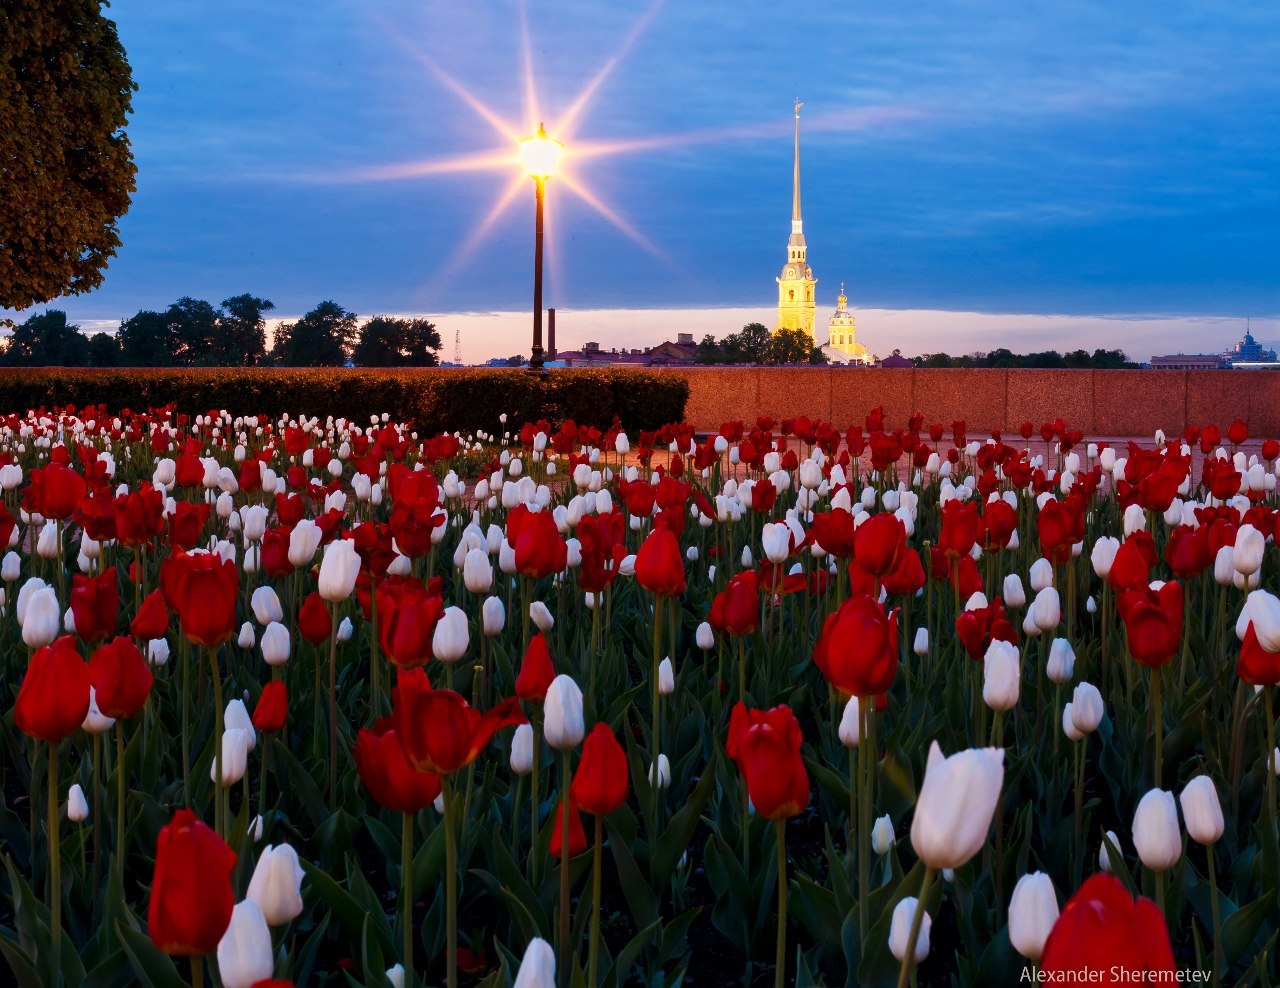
[4,1,1278,362]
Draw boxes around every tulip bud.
[982,641,1020,712]
[1132,788,1181,872]
[1061,703,1084,742]
[513,936,556,988]
[1122,503,1147,538]
[317,538,360,602]
[148,638,171,668]
[913,627,929,657]
[36,521,59,559]
[838,695,862,748]
[1002,573,1026,609]
[1090,536,1119,579]
[1099,830,1121,872]
[1178,775,1224,845]
[530,600,554,632]
[1008,872,1059,962]
[1028,558,1053,592]
[510,723,534,775]
[871,814,894,854]
[2,551,20,581]
[246,843,305,926]
[1046,638,1075,685]
[543,675,585,751]
[216,900,274,988]
[1030,587,1061,632]
[81,687,116,735]
[649,753,671,789]
[1069,682,1103,734]
[658,657,675,695]
[430,606,469,663]
[21,586,60,649]
[238,622,256,649]
[211,728,253,786]
[67,783,89,823]
[258,619,291,667]
[696,621,714,650]
[385,965,406,988]
[1233,524,1265,577]
[740,546,753,568]
[1213,545,1235,587]
[910,741,1004,869]
[462,547,493,594]
[761,523,790,564]
[888,897,931,963]
[251,587,283,626]
[287,519,322,568]
[482,596,506,636]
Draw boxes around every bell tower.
[776,98,816,339]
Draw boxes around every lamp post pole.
[530,173,546,373]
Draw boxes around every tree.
[719,322,771,364]
[694,334,722,365]
[765,327,827,365]
[165,297,221,365]
[351,316,441,367]
[0,0,137,311]
[272,301,357,367]
[2,310,89,366]
[219,294,274,366]
[86,331,120,367]
[117,310,176,366]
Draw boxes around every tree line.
[694,324,828,365]
[2,299,441,368]
[908,347,1134,369]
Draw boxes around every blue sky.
[19,1,1280,359]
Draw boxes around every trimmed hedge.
[0,368,689,434]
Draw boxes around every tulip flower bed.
[1,406,1279,988]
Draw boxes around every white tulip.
[910,742,1004,869]
[1046,638,1075,685]
[1008,872,1059,962]
[67,783,89,823]
[246,843,305,926]
[1178,775,1224,845]
[543,675,585,751]
[432,606,470,663]
[1069,682,1104,734]
[1132,789,1181,872]
[216,900,274,988]
[510,723,534,776]
[888,897,931,963]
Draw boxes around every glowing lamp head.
[520,123,563,179]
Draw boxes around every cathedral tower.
[776,99,816,339]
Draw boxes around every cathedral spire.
[791,98,804,238]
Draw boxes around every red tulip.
[1118,582,1183,668]
[813,594,899,696]
[252,681,289,733]
[938,500,981,559]
[1107,532,1157,593]
[634,524,686,597]
[955,599,1019,661]
[548,796,588,856]
[70,566,120,643]
[14,636,91,742]
[354,716,442,814]
[1262,438,1280,461]
[168,501,211,551]
[1039,874,1175,979]
[981,499,1018,551]
[726,703,809,820]
[1238,622,1280,686]
[515,632,557,702]
[882,549,926,597]
[1164,525,1211,579]
[73,491,116,542]
[570,723,629,816]
[1037,495,1085,566]
[853,513,906,578]
[260,527,293,577]
[148,808,237,957]
[113,487,166,547]
[1227,418,1249,445]
[709,571,760,637]
[298,591,333,646]
[131,588,170,640]
[392,671,526,775]
[507,504,567,580]
[24,462,87,520]
[376,578,444,669]
[810,508,856,558]
[89,636,153,719]
[164,553,239,647]
[749,481,777,513]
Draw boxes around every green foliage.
[767,326,828,365]
[914,347,1136,368]
[692,323,826,365]
[351,316,441,368]
[2,311,90,367]
[0,0,137,310]
[216,293,274,366]
[271,300,359,367]
[0,367,689,432]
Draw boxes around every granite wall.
[662,368,1280,435]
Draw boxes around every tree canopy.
[270,301,358,367]
[350,316,441,367]
[913,348,1135,369]
[695,323,827,365]
[0,0,137,311]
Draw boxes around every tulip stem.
[650,594,664,840]
[402,810,415,988]
[115,724,126,879]
[370,586,383,717]
[774,818,787,988]
[1207,845,1221,988]
[1151,667,1163,790]
[48,740,62,978]
[895,865,935,988]
[328,602,339,806]
[1072,738,1084,889]
[1266,688,1278,887]
[208,647,224,839]
[442,775,458,988]
[190,957,204,988]
[180,637,190,805]
[589,815,603,988]
[92,733,102,888]
[858,695,873,944]
[530,712,541,885]
[559,749,572,987]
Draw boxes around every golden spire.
[792,98,804,226]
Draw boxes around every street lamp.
[519,122,562,372]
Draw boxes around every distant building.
[1150,353,1227,370]
[879,350,913,369]
[556,333,697,368]
[821,283,872,365]
[1224,330,1277,366]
